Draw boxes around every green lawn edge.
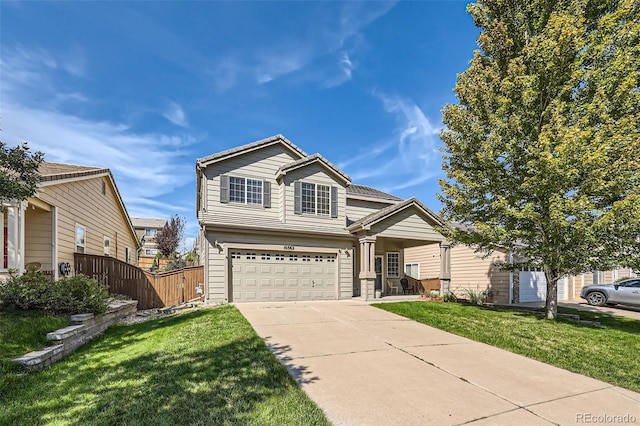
[0,306,330,426]
[373,301,640,393]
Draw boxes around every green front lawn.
[0,306,329,425]
[0,309,68,375]
[375,302,640,392]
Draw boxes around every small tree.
[439,0,640,319]
[1,142,44,204]
[155,215,185,257]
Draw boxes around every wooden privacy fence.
[74,254,204,310]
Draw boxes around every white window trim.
[404,262,420,279]
[103,235,110,256]
[145,228,157,238]
[76,223,86,254]
[302,182,330,216]
[125,246,132,264]
[230,176,263,205]
[387,252,400,278]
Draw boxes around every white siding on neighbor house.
[204,230,353,302]
[369,209,445,242]
[280,164,347,229]
[35,176,138,268]
[346,198,394,226]
[203,145,300,222]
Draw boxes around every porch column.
[358,235,376,301]
[439,240,451,295]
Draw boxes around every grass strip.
[374,301,640,392]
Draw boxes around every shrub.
[0,272,109,315]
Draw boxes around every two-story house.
[131,217,167,269]
[196,134,451,303]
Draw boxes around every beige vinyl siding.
[204,230,353,302]
[369,209,445,242]
[24,206,53,271]
[281,164,347,228]
[404,243,441,279]
[448,245,510,303]
[36,176,138,267]
[204,145,299,222]
[346,198,394,225]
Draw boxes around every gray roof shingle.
[346,184,403,202]
[277,153,351,183]
[196,134,308,167]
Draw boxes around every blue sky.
[1,1,479,248]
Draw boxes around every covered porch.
[347,198,451,301]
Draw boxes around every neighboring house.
[131,217,167,269]
[406,244,638,304]
[196,134,452,303]
[1,162,140,280]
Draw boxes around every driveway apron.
[236,300,640,426]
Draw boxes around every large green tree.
[0,142,44,205]
[439,0,640,319]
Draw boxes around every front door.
[375,256,383,291]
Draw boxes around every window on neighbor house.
[145,249,157,256]
[387,252,400,278]
[405,263,420,279]
[1,207,18,270]
[145,228,157,238]
[103,236,110,256]
[76,224,86,253]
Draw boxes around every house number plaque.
[283,245,295,250]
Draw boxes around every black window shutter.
[294,181,302,214]
[330,186,338,218]
[263,181,271,208]
[220,175,229,203]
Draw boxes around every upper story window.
[76,224,86,254]
[145,249,157,256]
[230,176,263,205]
[220,175,271,208]
[145,228,157,238]
[295,181,337,217]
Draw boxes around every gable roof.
[131,217,167,229]
[346,184,403,202]
[196,134,308,169]
[36,161,140,250]
[38,162,108,183]
[347,197,445,232]
[276,153,351,184]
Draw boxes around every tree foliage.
[0,142,44,204]
[155,215,186,257]
[439,0,640,319]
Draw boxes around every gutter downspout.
[508,251,514,304]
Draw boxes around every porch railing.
[404,274,441,295]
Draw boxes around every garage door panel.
[232,249,336,302]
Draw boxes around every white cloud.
[163,102,189,127]
[344,93,442,194]
[0,45,197,225]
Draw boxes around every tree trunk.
[544,270,558,320]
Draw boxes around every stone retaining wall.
[14,300,137,369]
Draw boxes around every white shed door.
[519,271,568,302]
[231,251,336,302]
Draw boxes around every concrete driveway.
[236,300,640,426]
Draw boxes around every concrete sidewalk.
[236,300,640,426]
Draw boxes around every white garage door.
[231,250,337,302]
[519,270,568,302]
